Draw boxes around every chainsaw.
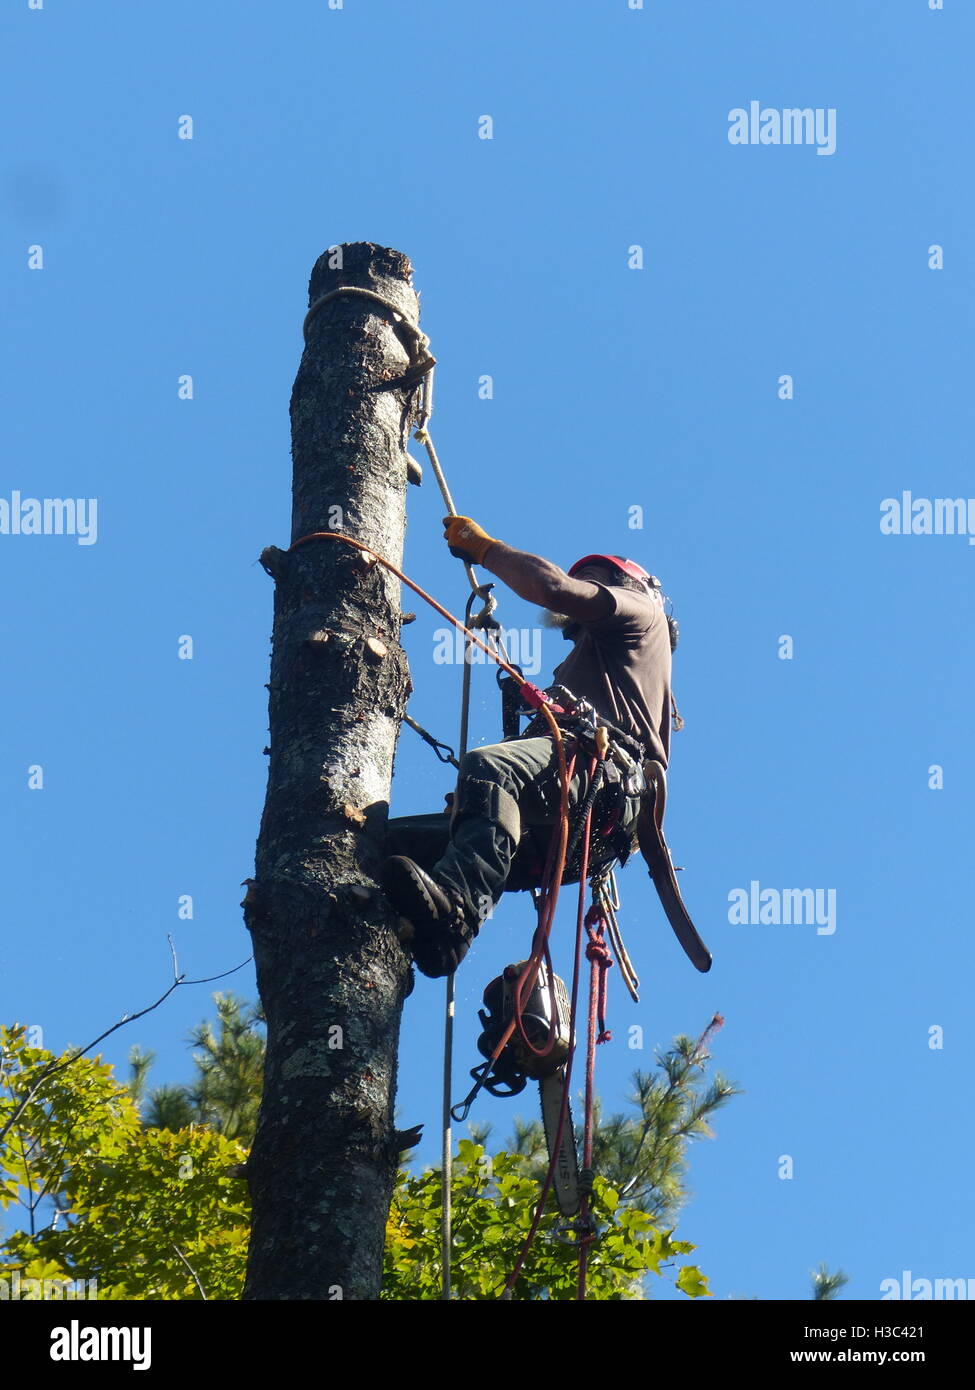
[453,958,581,1217]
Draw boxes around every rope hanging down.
[499,777,607,1300]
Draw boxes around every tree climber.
[383,515,679,979]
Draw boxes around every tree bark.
[242,242,418,1300]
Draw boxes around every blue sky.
[2,0,972,1301]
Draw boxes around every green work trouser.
[386,736,634,923]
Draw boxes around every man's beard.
[540,610,580,640]
[540,609,571,630]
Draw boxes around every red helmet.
[568,554,659,589]
[569,553,677,650]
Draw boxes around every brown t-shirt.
[551,584,672,768]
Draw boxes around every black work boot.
[382,856,478,978]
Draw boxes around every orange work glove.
[442,515,498,566]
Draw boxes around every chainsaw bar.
[539,1066,581,1217]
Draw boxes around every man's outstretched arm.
[442,516,612,622]
[481,541,612,621]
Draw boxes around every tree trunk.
[242,242,418,1300]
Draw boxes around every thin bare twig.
[0,948,253,1147]
[171,1244,208,1300]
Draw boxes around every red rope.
[501,759,623,1302]
[511,750,578,1064]
[576,905,616,1299]
[499,764,597,1299]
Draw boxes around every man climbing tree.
[243,242,708,1300]
[384,516,681,978]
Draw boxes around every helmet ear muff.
[643,576,679,652]
[641,574,678,651]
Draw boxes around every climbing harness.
[294,286,711,1300]
[505,682,648,889]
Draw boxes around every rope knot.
[584,908,614,1046]
[584,935,613,969]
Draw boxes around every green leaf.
[676,1265,711,1298]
